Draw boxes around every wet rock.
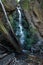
[31,39,43,55]
[31,47,40,55]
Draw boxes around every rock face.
[2,0,17,11]
[30,0,43,37]
[21,0,43,38]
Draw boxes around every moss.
[0,21,8,35]
[41,2,43,9]
[21,0,29,10]
[2,0,5,2]
[9,15,14,24]
[29,26,37,34]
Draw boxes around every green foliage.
[29,25,37,34]
[2,0,5,2]
[0,21,8,35]
[21,0,30,10]
[38,0,43,9]
[9,15,14,24]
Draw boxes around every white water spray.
[17,7,25,44]
[17,0,20,2]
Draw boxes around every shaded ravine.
[9,5,39,52]
[0,0,42,55]
[0,2,43,65]
[0,0,39,53]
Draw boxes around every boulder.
[1,0,17,11]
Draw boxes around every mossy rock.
[1,0,18,11]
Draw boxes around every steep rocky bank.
[0,0,43,65]
[21,0,43,38]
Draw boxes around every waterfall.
[17,7,25,45]
[18,0,20,2]
[0,0,14,35]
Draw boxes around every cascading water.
[9,5,39,52]
[18,0,20,2]
[16,6,25,45]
